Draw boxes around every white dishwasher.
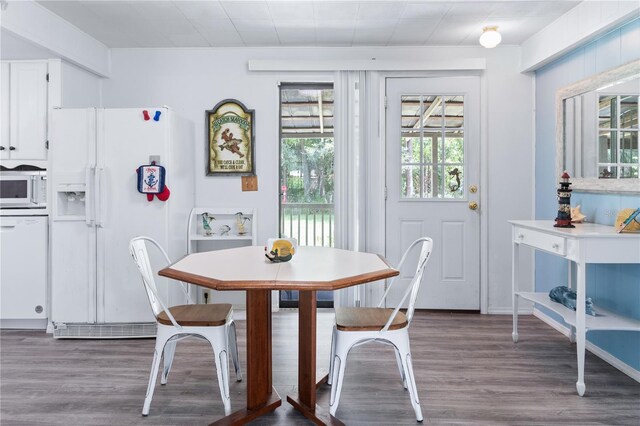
[0,215,48,328]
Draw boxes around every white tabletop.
[161,245,397,291]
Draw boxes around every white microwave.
[0,170,47,209]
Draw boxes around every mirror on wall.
[557,59,640,193]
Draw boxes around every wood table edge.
[158,266,398,291]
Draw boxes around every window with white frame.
[597,94,639,179]
[400,95,465,199]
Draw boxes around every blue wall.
[534,19,640,371]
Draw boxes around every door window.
[279,83,335,308]
[400,95,465,199]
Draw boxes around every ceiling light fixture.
[479,26,501,48]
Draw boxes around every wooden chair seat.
[335,307,408,331]
[157,303,232,327]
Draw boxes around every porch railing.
[280,203,334,247]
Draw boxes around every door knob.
[469,185,478,194]
[0,146,4,150]
[469,201,478,210]
[9,146,15,151]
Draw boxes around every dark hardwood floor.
[1,312,638,425]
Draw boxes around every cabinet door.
[10,62,48,160]
[0,216,48,320]
[0,62,9,159]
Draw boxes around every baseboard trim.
[0,319,48,330]
[533,308,640,383]
[488,307,533,315]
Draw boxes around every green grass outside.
[280,212,334,247]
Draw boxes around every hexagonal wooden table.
[159,245,398,426]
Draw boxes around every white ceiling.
[37,0,582,48]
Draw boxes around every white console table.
[510,220,640,396]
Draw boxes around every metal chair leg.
[329,334,354,417]
[394,345,408,389]
[161,339,177,385]
[327,325,337,385]
[228,320,242,382]
[207,330,231,416]
[142,330,169,416]
[396,336,423,422]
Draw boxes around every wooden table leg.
[287,290,344,426]
[211,290,281,425]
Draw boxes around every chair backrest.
[378,237,433,331]
[129,236,191,327]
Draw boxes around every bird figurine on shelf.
[201,212,215,236]
[219,225,231,236]
[235,211,251,235]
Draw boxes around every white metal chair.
[129,236,242,417]
[328,237,433,422]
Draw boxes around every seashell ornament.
[571,205,586,223]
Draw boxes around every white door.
[385,77,480,310]
[98,108,168,323]
[9,62,48,160]
[50,109,97,324]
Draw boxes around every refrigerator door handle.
[95,167,104,228]
[85,166,95,226]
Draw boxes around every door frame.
[367,71,489,314]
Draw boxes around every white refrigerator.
[49,108,194,337]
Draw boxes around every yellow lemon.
[271,239,295,257]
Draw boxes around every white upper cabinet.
[7,62,49,161]
[0,62,10,160]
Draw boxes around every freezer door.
[0,216,47,320]
[96,108,170,323]
[50,108,96,222]
[50,220,96,323]
[50,108,97,324]
[50,108,96,181]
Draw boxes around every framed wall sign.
[206,99,255,175]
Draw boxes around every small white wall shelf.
[187,207,256,248]
[187,207,257,307]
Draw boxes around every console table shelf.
[516,292,640,332]
[510,220,640,397]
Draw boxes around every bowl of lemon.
[265,238,297,263]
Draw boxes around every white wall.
[61,61,101,108]
[481,46,536,313]
[101,47,333,248]
[101,46,533,312]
